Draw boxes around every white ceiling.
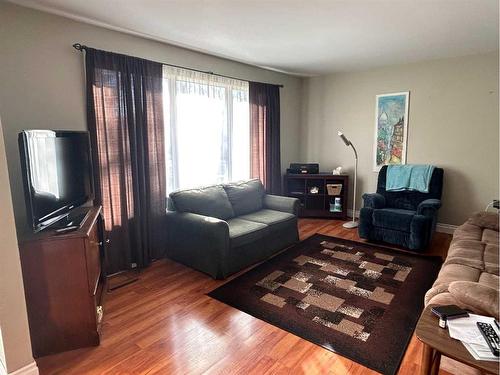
[9,0,499,76]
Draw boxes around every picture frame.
[373,91,409,172]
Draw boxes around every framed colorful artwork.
[373,92,409,171]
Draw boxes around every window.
[163,66,250,193]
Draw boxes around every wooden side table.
[415,305,499,375]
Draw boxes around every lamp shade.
[338,131,351,146]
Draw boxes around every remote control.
[477,322,500,356]
[54,225,79,234]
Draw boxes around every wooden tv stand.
[18,206,105,357]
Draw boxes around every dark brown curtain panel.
[85,48,166,274]
[249,82,281,194]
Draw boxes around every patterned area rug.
[208,234,442,375]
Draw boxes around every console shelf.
[284,173,349,219]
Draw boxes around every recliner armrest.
[362,193,386,209]
[417,199,441,216]
[263,194,300,216]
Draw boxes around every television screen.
[19,130,93,232]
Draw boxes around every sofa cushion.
[443,257,484,272]
[372,208,416,231]
[483,229,500,245]
[170,185,234,220]
[453,223,483,241]
[227,218,268,248]
[223,179,265,216]
[433,263,481,286]
[239,209,296,233]
[484,244,500,275]
[479,273,499,289]
[446,240,484,262]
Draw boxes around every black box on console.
[288,163,319,174]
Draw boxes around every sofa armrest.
[449,281,499,319]
[362,193,386,209]
[417,199,441,217]
[166,211,230,278]
[263,194,300,216]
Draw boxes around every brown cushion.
[452,223,482,241]
[483,228,500,245]
[433,263,481,285]
[479,273,499,289]
[484,244,500,275]
[448,281,499,319]
[446,239,484,262]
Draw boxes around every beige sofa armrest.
[448,281,499,319]
[468,211,499,231]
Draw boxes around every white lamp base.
[342,221,359,229]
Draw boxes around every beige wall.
[301,52,499,225]
[1,1,498,230]
[0,1,303,236]
[0,116,37,374]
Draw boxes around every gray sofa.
[166,179,300,279]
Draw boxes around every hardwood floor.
[36,219,454,375]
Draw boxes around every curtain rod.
[72,43,284,88]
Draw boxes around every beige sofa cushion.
[483,229,500,245]
[479,273,499,289]
[452,222,482,241]
[433,263,481,285]
[446,239,484,260]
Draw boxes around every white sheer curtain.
[163,66,250,193]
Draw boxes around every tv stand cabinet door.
[85,224,101,296]
[18,206,103,358]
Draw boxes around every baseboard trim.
[4,362,38,375]
[435,223,458,234]
[347,209,457,234]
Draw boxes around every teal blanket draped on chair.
[386,164,435,193]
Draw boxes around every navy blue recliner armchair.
[358,165,443,251]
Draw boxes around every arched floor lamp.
[338,131,358,229]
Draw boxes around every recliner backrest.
[376,165,444,211]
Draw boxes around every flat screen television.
[19,130,94,232]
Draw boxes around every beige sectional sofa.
[425,211,499,318]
